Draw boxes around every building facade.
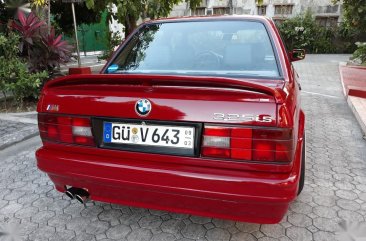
[170,0,343,27]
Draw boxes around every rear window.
[107,20,280,78]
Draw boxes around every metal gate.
[67,11,109,54]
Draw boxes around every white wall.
[171,0,342,19]
[108,4,125,40]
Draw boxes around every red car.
[36,15,306,224]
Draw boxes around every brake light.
[38,114,95,146]
[202,126,293,163]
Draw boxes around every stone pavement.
[0,112,38,150]
[0,54,366,241]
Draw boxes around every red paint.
[69,67,92,75]
[36,16,305,224]
[340,65,366,98]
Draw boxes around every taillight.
[202,126,293,163]
[38,114,95,146]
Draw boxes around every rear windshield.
[107,20,280,78]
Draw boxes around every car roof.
[146,15,273,25]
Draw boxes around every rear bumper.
[36,137,303,224]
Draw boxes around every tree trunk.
[2,90,7,111]
[124,14,137,37]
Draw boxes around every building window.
[316,16,339,28]
[257,5,267,15]
[274,5,293,15]
[191,7,206,16]
[206,8,213,15]
[325,5,339,13]
[213,7,230,15]
[273,18,285,25]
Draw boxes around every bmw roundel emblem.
[135,99,152,116]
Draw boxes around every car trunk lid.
[39,74,284,127]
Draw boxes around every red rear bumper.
[36,139,302,224]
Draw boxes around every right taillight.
[202,126,293,163]
[38,113,95,146]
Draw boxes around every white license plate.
[103,122,195,149]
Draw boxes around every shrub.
[11,10,73,74]
[277,12,316,51]
[0,31,19,59]
[11,11,46,53]
[1,59,48,103]
[1,10,71,108]
[277,11,343,53]
[100,31,123,60]
[29,28,74,73]
[0,32,48,106]
[352,42,366,65]
[335,23,359,53]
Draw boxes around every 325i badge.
[213,113,273,122]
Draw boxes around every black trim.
[92,117,203,157]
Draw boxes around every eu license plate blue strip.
[103,122,112,143]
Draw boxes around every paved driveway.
[1,54,366,241]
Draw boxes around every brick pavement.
[0,54,366,241]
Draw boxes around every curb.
[339,64,366,97]
[0,130,39,151]
[339,62,348,97]
[0,112,39,150]
[348,97,366,137]
[339,63,366,137]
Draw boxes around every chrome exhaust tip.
[65,190,75,200]
[65,187,79,200]
[74,188,90,204]
[64,187,89,204]
[75,194,88,204]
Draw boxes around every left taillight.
[38,113,95,146]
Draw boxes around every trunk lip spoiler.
[44,74,286,104]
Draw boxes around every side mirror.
[289,49,306,62]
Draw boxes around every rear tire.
[298,133,306,195]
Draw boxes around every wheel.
[298,133,306,195]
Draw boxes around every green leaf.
[85,0,94,9]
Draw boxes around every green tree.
[0,0,104,34]
[333,0,366,64]
[277,11,337,53]
[50,0,104,34]
[85,0,202,36]
[333,0,366,32]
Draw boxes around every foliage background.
[84,0,202,36]
[332,0,366,63]
[0,32,48,106]
[333,0,366,31]
[277,11,358,54]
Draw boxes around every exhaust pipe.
[65,187,80,200]
[74,188,90,204]
[65,187,90,204]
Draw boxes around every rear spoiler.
[44,74,287,104]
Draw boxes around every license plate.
[103,122,195,149]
